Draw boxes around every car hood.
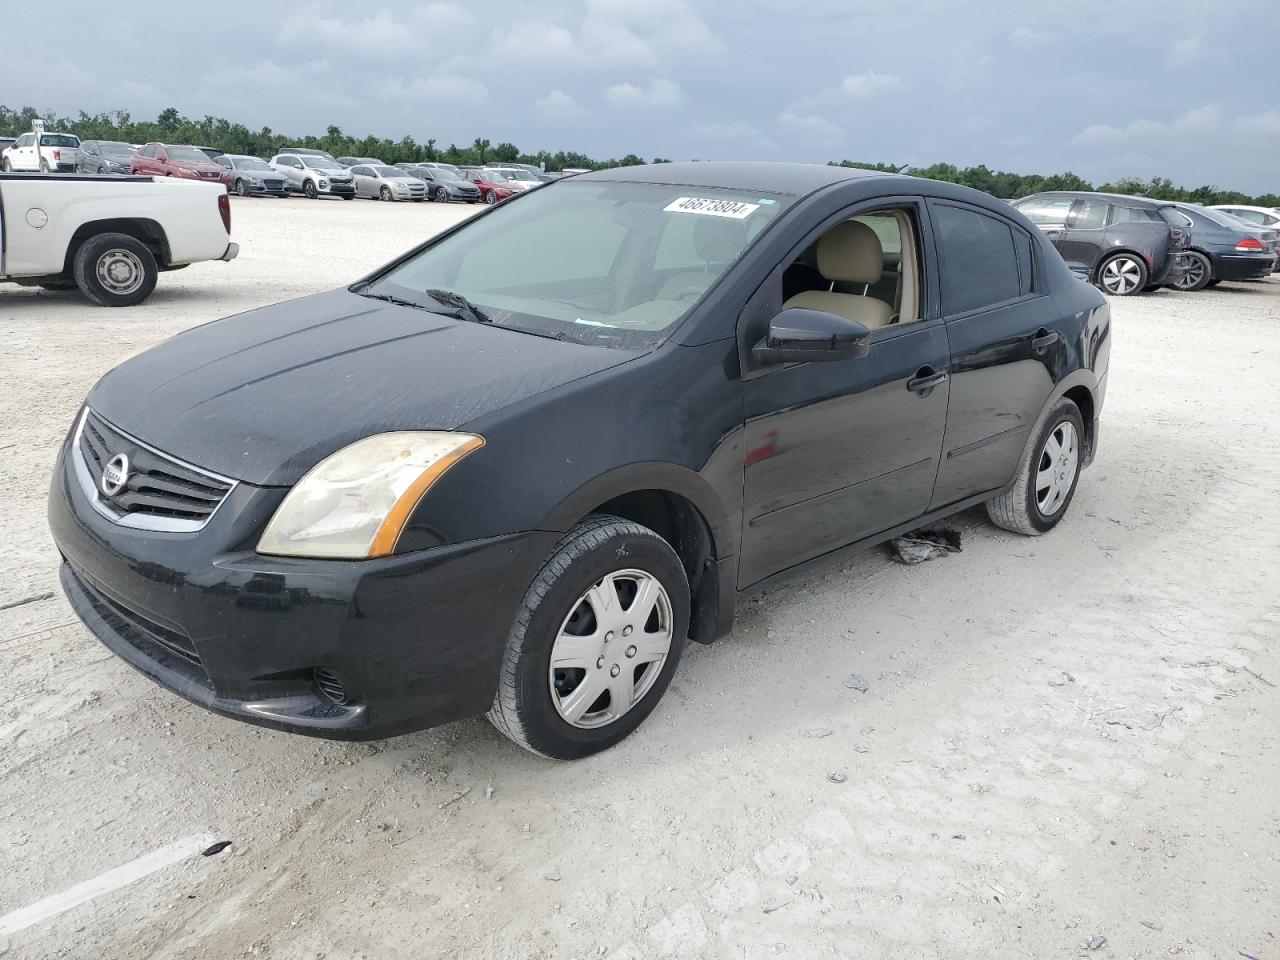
[87,289,642,486]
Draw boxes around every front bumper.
[322,181,356,196]
[220,242,239,262]
[49,436,553,740]
[1214,253,1277,282]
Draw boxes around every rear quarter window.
[930,203,1023,314]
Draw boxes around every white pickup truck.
[0,173,239,306]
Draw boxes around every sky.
[4,0,1279,193]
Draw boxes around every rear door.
[350,166,373,197]
[926,200,1061,508]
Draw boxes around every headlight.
[257,432,484,559]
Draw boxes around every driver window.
[781,208,921,329]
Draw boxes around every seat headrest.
[816,220,883,285]
[693,215,748,264]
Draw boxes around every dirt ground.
[1,195,1277,960]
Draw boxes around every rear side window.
[41,134,80,147]
[1070,199,1108,230]
[1012,228,1035,296]
[931,203,1022,315]
[1111,205,1155,224]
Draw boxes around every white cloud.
[1070,104,1280,191]
[381,74,489,107]
[1010,25,1053,46]
[777,111,842,140]
[839,70,904,99]
[1166,35,1204,65]
[535,89,587,121]
[279,4,469,56]
[695,120,762,141]
[605,78,682,108]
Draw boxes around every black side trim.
[747,458,933,528]
[946,424,1027,459]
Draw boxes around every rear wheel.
[987,399,1084,536]
[73,233,158,307]
[39,159,49,173]
[1096,253,1147,296]
[1173,251,1212,291]
[487,515,689,759]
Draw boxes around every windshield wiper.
[356,290,428,310]
[425,288,491,324]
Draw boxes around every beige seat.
[656,217,749,301]
[782,221,893,329]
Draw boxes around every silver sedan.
[349,165,429,202]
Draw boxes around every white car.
[1209,204,1280,230]
[268,153,356,200]
[1,131,82,173]
[349,164,428,201]
[0,173,238,306]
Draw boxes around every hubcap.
[549,569,673,729]
[1177,256,1207,290]
[1101,256,1142,295]
[1035,420,1079,517]
[96,249,144,295]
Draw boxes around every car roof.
[578,161,897,196]
[1025,190,1173,208]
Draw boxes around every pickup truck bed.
[1,173,238,306]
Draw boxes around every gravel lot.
[1,195,1277,960]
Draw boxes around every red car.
[461,167,520,204]
[131,143,231,189]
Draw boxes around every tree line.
[3,104,1275,206]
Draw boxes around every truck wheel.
[986,398,1084,536]
[39,159,50,173]
[487,515,689,760]
[1,158,10,172]
[303,179,318,199]
[73,233,158,307]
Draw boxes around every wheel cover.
[1101,256,1143,294]
[1176,255,1207,290]
[96,249,145,296]
[237,180,248,196]
[1035,420,1079,517]
[549,569,673,729]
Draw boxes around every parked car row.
[1011,191,1277,295]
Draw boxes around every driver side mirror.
[751,307,871,365]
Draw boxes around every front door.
[738,199,950,586]
[1056,196,1109,277]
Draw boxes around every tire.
[1096,253,1148,296]
[1173,251,1212,292]
[303,179,318,199]
[380,185,392,201]
[484,190,497,205]
[487,515,690,760]
[39,159,49,173]
[1,159,10,172]
[73,233,159,307]
[235,178,249,197]
[986,399,1085,536]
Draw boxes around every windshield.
[372,181,790,348]
[99,141,134,158]
[41,134,80,147]
[235,157,272,170]
[167,147,212,164]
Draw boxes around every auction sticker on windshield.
[663,197,760,219]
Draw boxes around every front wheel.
[235,178,249,197]
[380,185,392,201]
[483,190,497,204]
[1173,251,1212,292]
[303,179,318,199]
[1,158,10,172]
[1096,253,1147,296]
[73,233,159,307]
[487,515,690,759]
[986,399,1084,536]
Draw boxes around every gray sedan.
[350,165,428,201]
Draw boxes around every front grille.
[77,410,234,529]
[263,178,284,189]
[200,171,220,179]
[74,566,205,670]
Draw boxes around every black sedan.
[1165,203,1277,290]
[49,162,1110,759]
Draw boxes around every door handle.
[1032,329,1061,352]
[907,368,948,395]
